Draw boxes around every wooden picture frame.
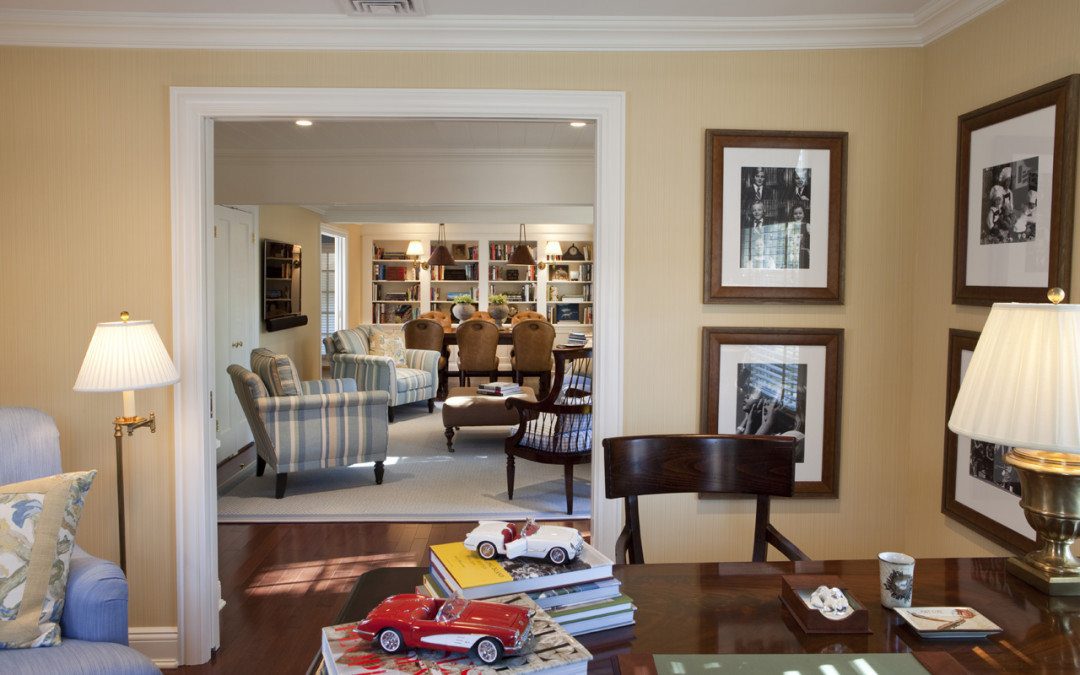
[704,130,847,304]
[942,329,1036,553]
[953,75,1079,305]
[700,327,843,497]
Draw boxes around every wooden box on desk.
[779,575,871,634]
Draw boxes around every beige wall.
[257,205,323,380]
[0,0,1074,632]
[905,0,1080,557]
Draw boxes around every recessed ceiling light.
[295,119,314,127]
[569,121,587,128]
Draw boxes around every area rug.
[217,404,590,522]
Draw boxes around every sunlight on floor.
[245,552,419,597]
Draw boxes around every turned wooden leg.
[374,460,385,485]
[506,454,516,500]
[387,406,394,423]
[256,454,266,477]
[275,473,288,499]
[445,426,455,452]
[428,398,435,413]
[564,463,575,515]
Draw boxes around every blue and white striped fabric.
[249,348,302,396]
[229,364,389,474]
[327,328,440,408]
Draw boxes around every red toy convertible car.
[354,594,533,665]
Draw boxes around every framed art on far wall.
[700,327,843,497]
[704,130,847,304]
[942,329,1036,553]
[953,75,1079,306]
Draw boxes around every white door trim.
[170,87,625,665]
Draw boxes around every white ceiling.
[215,119,595,153]
[0,0,1004,51]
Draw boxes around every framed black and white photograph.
[701,327,843,497]
[953,75,1079,305]
[942,329,1035,553]
[704,130,846,303]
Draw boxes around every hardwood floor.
[168,520,589,674]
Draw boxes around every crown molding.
[321,203,594,225]
[0,1,1003,52]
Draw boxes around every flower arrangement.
[452,295,475,304]
[488,294,509,305]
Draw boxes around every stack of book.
[425,540,635,636]
[564,332,588,347]
[321,592,591,674]
[478,381,522,396]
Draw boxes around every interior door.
[213,205,257,462]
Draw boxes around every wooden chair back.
[511,320,555,372]
[602,434,808,564]
[420,310,451,331]
[403,318,445,354]
[511,310,547,325]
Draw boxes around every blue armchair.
[0,407,160,674]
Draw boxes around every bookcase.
[363,230,593,330]
[543,241,593,327]
[263,239,308,332]
[371,240,421,324]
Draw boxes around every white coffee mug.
[878,551,915,608]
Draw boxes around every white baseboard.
[129,627,179,669]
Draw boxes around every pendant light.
[427,223,456,267]
[507,223,537,266]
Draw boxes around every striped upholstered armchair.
[227,348,389,498]
[324,326,440,422]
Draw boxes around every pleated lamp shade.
[948,302,1080,453]
[74,319,180,393]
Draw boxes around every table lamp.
[537,240,562,270]
[948,288,1080,595]
[74,311,180,573]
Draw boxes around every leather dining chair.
[510,319,555,398]
[420,310,452,331]
[602,434,810,564]
[511,310,547,325]
[404,317,448,396]
[465,311,497,324]
[455,319,500,385]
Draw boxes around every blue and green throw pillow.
[0,470,96,649]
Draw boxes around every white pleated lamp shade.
[544,241,563,257]
[948,302,1080,453]
[406,240,425,257]
[74,319,180,393]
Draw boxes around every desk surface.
[318,558,1080,673]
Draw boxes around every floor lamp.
[74,311,179,573]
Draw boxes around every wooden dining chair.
[505,347,592,515]
[602,434,809,564]
[510,319,555,398]
[455,319,500,386]
[403,317,448,396]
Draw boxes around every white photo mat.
[715,343,826,483]
[721,147,831,289]
[965,105,1056,288]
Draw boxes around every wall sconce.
[537,240,563,271]
[406,240,428,270]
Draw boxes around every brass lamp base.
[1005,448,1080,596]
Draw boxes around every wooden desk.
[312,558,1080,673]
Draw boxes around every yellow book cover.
[430,542,513,588]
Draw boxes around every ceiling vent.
[345,0,426,16]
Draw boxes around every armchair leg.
[275,473,288,499]
[256,454,266,477]
[374,461,385,485]
[428,398,435,413]
[506,454,516,500]
[445,426,455,452]
[387,406,395,423]
[564,463,574,515]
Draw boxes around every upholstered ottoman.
[442,386,536,452]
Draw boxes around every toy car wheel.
[478,541,498,560]
[473,637,503,665]
[547,547,568,564]
[378,628,404,654]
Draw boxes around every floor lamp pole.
[112,412,156,575]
